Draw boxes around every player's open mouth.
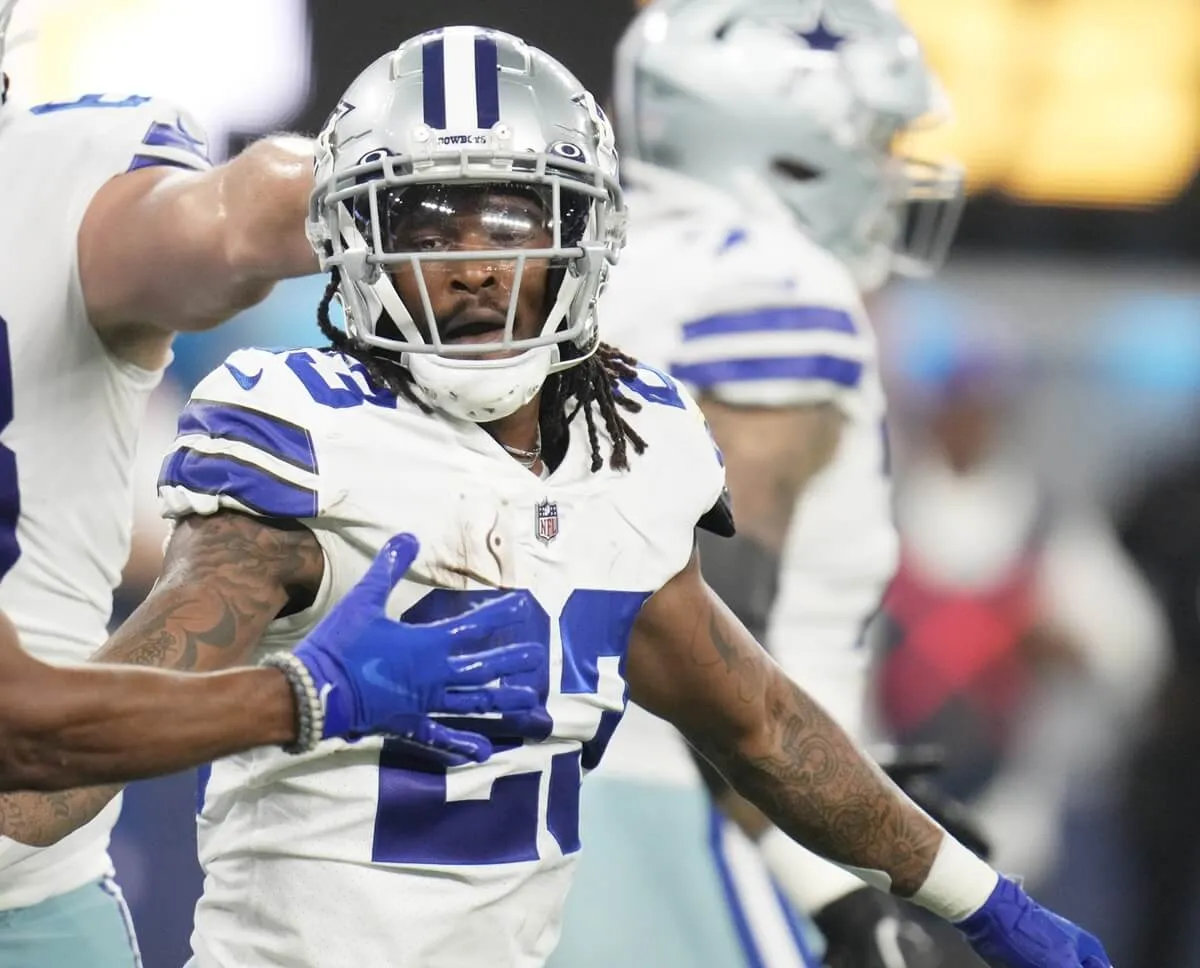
[440,310,509,345]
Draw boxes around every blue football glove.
[292,533,546,764]
[956,876,1112,968]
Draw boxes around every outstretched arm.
[0,521,545,845]
[688,399,851,834]
[0,511,323,842]
[0,618,295,793]
[628,547,951,897]
[628,547,1113,966]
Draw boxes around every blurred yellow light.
[897,0,1200,208]
[5,0,311,159]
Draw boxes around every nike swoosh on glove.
[956,876,1112,968]
[292,533,547,764]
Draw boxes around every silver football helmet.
[615,0,964,291]
[307,26,625,422]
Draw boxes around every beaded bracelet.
[259,652,326,754]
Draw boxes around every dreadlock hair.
[316,267,648,472]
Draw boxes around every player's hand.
[955,877,1112,968]
[815,888,944,968]
[292,533,546,763]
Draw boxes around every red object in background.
[878,549,1039,764]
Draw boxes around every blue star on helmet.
[797,17,847,51]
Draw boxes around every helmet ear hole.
[771,158,822,183]
[559,189,590,247]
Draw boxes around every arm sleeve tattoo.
[0,511,322,846]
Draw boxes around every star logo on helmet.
[797,17,847,51]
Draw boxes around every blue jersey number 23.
[371,587,649,866]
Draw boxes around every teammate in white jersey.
[0,3,546,964]
[28,24,1107,968]
[554,3,976,967]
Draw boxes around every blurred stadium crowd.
[3,0,1199,965]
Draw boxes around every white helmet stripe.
[441,27,481,132]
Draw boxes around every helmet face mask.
[615,0,964,290]
[307,27,626,422]
[316,146,617,362]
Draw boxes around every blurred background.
[6,0,1200,965]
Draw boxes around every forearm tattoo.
[0,512,322,847]
[95,511,323,672]
[689,605,942,897]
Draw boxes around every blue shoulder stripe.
[29,93,151,115]
[176,400,318,474]
[158,449,319,519]
[142,119,208,158]
[682,306,856,341]
[671,355,863,388]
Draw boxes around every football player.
[556,2,974,966]
[0,3,541,965]
[22,25,1111,968]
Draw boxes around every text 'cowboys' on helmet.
[615,0,964,291]
[307,25,626,422]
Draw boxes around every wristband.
[259,652,325,755]
[911,834,999,923]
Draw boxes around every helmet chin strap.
[404,346,556,422]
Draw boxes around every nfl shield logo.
[535,499,559,544]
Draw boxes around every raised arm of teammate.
[79,132,319,369]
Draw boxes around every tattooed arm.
[0,613,296,793]
[627,546,945,897]
[690,400,842,832]
[0,511,323,844]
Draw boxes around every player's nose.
[449,259,500,294]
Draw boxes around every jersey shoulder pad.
[158,347,340,522]
[620,363,727,528]
[26,93,212,176]
[669,224,873,410]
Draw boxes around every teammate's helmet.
[307,26,626,422]
[614,0,963,291]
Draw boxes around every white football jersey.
[0,94,210,908]
[158,346,725,968]
[598,164,897,786]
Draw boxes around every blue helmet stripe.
[473,34,500,128]
[422,35,447,129]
